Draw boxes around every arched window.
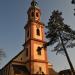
[36,67,45,75]
[36,28,40,36]
[31,12,34,17]
[36,12,39,17]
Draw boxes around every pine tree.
[45,10,75,75]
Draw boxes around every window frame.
[36,28,40,36]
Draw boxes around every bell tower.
[23,0,49,74]
[27,0,41,22]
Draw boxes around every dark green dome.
[31,0,38,7]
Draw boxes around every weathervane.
[71,0,75,16]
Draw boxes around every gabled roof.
[1,49,25,70]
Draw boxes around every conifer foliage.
[45,10,75,74]
[46,10,75,54]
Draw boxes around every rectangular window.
[36,29,40,36]
[38,51,41,55]
[26,48,28,57]
[37,47,41,55]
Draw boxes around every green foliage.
[45,10,75,54]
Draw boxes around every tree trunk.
[59,31,75,75]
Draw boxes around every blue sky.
[0,0,75,72]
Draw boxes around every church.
[0,0,58,75]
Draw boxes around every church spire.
[27,0,41,22]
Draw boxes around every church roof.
[0,49,25,70]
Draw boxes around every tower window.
[37,47,41,55]
[21,58,22,60]
[38,50,41,55]
[31,12,34,17]
[36,67,45,75]
[36,12,39,17]
[39,67,42,71]
[26,48,28,57]
[36,28,40,36]
[39,67,45,75]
